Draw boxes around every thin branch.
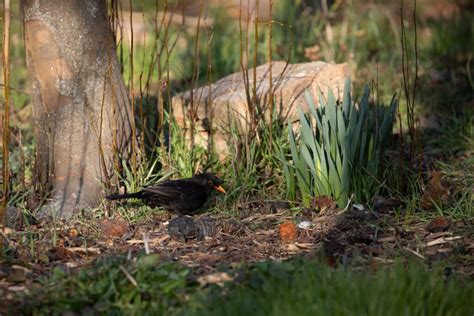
[1,0,12,231]
[252,0,259,135]
[268,0,273,153]
[119,265,138,287]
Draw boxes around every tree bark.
[22,0,133,219]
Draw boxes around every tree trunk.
[22,0,133,219]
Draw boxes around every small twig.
[1,0,12,233]
[27,225,75,233]
[372,257,395,264]
[0,83,28,94]
[127,234,170,245]
[339,194,355,214]
[404,247,425,260]
[142,232,150,254]
[66,247,101,254]
[426,236,461,247]
[267,0,273,153]
[119,265,138,287]
[377,236,396,243]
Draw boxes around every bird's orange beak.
[213,185,226,193]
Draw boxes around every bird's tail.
[106,192,143,200]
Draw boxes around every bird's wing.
[142,179,204,199]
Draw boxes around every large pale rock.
[172,61,350,158]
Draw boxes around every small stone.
[6,267,26,283]
[195,216,217,240]
[168,216,198,242]
[297,221,312,230]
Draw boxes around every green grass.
[16,253,191,315]
[190,258,473,316]
[14,253,474,315]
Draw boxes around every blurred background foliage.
[0,0,473,209]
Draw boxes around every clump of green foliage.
[17,253,192,315]
[283,79,397,207]
[15,253,474,315]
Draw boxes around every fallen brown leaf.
[421,171,449,209]
[311,196,337,213]
[279,221,297,243]
[426,216,451,233]
[99,218,129,239]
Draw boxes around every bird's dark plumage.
[106,173,225,215]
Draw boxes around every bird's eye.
[208,180,213,185]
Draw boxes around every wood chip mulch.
[1,200,473,305]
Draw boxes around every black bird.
[106,173,225,215]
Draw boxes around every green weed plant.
[283,79,397,207]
